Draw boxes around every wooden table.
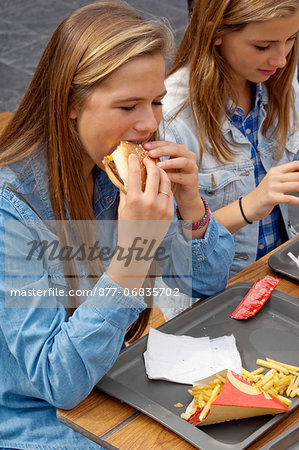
[57,237,299,449]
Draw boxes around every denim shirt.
[0,149,234,449]
[162,67,299,277]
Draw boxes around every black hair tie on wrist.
[239,197,252,224]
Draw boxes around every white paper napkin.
[143,328,242,384]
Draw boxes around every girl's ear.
[206,21,222,46]
[69,107,78,119]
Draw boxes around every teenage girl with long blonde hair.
[151,0,299,276]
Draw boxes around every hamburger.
[102,141,158,193]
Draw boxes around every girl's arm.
[0,197,146,410]
[213,161,299,233]
[107,154,173,291]
[142,141,235,298]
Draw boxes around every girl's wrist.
[239,197,253,224]
[176,196,210,230]
[107,257,153,292]
[240,194,258,224]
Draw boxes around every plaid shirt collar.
[228,82,263,120]
[229,83,263,150]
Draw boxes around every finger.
[127,153,142,195]
[144,141,194,160]
[143,140,171,149]
[143,157,160,194]
[166,171,194,185]
[276,181,299,194]
[272,173,299,183]
[157,167,172,199]
[285,194,299,204]
[157,156,195,172]
[118,190,126,209]
[271,160,299,174]
[267,193,299,205]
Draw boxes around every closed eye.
[255,35,296,51]
[120,105,136,111]
[120,101,163,111]
[255,45,269,51]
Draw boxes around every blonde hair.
[0,1,174,342]
[169,0,299,164]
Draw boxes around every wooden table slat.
[58,390,136,437]
[106,414,195,450]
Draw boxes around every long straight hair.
[169,0,299,164]
[0,1,174,342]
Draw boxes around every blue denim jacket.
[0,149,234,449]
[162,67,299,277]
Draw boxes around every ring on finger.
[158,191,170,198]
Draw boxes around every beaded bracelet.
[176,196,210,231]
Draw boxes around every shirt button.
[105,195,113,204]
[259,244,264,250]
[245,128,251,134]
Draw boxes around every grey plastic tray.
[260,423,299,450]
[96,283,299,450]
[268,236,299,283]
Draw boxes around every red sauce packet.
[230,275,280,320]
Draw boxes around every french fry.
[290,376,299,398]
[256,369,275,387]
[263,379,274,391]
[274,394,292,406]
[256,359,289,374]
[292,388,299,397]
[252,357,299,404]
[198,384,221,422]
[216,373,226,384]
[182,374,226,423]
[292,376,299,390]
[241,367,259,382]
[192,384,212,392]
[266,358,299,372]
[251,367,264,376]
[286,376,295,397]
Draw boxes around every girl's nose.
[134,109,159,134]
[268,46,287,69]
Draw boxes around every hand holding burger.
[105,141,174,289]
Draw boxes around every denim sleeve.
[158,213,234,299]
[0,196,146,409]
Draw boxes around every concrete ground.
[0,0,188,112]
